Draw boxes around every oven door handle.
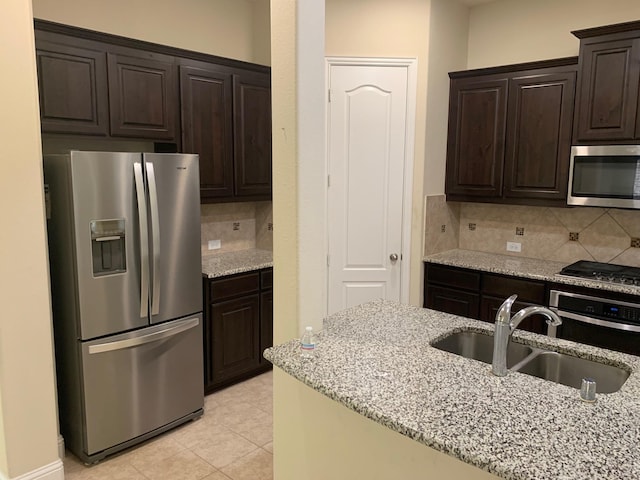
[550,307,640,333]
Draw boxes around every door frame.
[325,56,417,306]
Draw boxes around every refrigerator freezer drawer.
[80,315,204,456]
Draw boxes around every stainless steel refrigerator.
[44,151,204,463]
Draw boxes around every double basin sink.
[432,330,630,394]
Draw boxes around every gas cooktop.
[559,260,640,286]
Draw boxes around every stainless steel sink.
[431,331,533,368]
[432,330,630,393]
[513,351,630,393]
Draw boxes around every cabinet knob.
[390,253,399,262]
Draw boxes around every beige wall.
[253,0,272,66]
[271,0,299,347]
[32,0,270,64]
[0,0,61,477]
[467,0,640,68]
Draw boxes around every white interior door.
[327,60,413,315]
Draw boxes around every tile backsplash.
[201,201,272,254]
[424,195,640,267]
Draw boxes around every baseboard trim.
[0,460,64,480]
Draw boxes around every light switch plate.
[506,241,521,252]
[208,239,221,250]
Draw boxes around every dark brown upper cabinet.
[180,62,234,199]
[34,20,272,204]
[180,62,272,203]
[446,58,577,207]
[107,49,178,140]
[446,75,508,199]
[35,31,109,136]
[233,71,272,198]
[572,21,640,144]
[503,70,576,201]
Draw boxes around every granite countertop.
[424,249,640,296]
[265,300,640,480]
[202,248,273,278]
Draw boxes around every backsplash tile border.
[201,201,273,255]
[423,195,640,268]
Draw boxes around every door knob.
[390,253,399,261]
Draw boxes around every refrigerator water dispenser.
[91,219,126,276]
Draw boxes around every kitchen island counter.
[265,300,640,480]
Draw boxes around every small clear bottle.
[300,326,316,359]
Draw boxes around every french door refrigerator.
[44,151,204,463]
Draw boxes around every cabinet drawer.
[480,295,546,334]
[261,268,273,289]
[426,264,480,291]
[482,274,545,303]
[210,272,259,301]
[425,285,480,319]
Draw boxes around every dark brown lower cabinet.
[204,268,273,393]
[424,262,547,334]
[211,295,261,384]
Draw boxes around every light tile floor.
[63,371,273,480]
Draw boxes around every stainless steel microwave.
[568,145,640,209]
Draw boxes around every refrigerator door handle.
[88,317,200,354]
[133,162,149,318]
[146,162,161,316]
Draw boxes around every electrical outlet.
[506,241,521,252]
[208,239,221,250]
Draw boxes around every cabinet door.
[107,50,177,140]
[425,285,479,319]
[574,37,640,142]
[445,76,508,199]
[504,69,576,201]
[425,264,481,292]
[233,71,272,197]
[480,296,546,334]
[35,33,108,135]
[260,289,273,366]
[180,64,234,199]
[211,294,261,384]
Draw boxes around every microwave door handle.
[87,317,200,354]
[146,162,161,316]
[133,162,149,318]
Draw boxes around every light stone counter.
[202,248,273,278]
[425,249,640,296]
[265,300,640,480]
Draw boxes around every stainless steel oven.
[548,290,640,356]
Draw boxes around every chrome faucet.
[492,294,562,377]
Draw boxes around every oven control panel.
[551,290,640,326]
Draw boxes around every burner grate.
[559,260,640,286]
